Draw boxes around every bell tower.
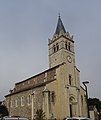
[48,16,82,118]
[48,15,75,68]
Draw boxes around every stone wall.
[5,67,57,120]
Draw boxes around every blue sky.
[0,0,101,100]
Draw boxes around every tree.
[88,98,100,106]
[34,109,45,120]
[88,98,101,119]
[88,98,101,112]
[0,104,9,117]
[96,101,101,112]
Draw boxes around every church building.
[5,16,88,120]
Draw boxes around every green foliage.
[96,101,101,112]
[0,104,9,117]
[88,98,101,113]
[88,98,100,106]
[34,109,45,120]
[0,102,2,105]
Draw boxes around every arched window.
[11,99,13,108]
[21,96,24,106]
[81,95,83,104]
[69,74,72,85]
[15,98,18,107]
[68,42,71,51]
[51,91,55,103]
[53,45,56,53]
[56,43,59,51]
[81,95,83,115]
[65,41,68,49]
[28,94,31,105]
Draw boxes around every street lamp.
[82,81,90,118]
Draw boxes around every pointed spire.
[54,15,66,35]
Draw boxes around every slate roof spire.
[55,15,66,35]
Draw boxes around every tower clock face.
[67,55,72,63]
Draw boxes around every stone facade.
[5,16,88,120]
